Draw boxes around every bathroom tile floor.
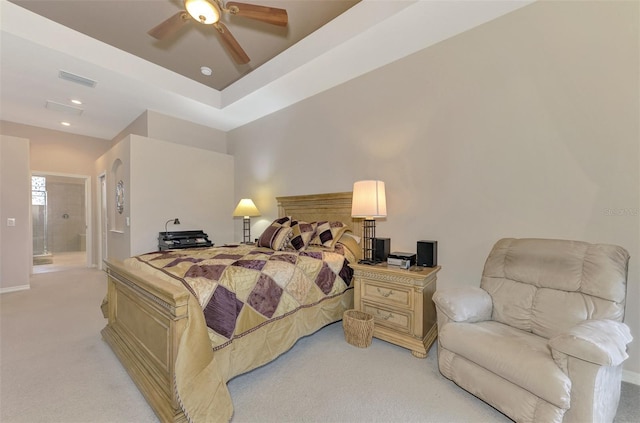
[32,251,87,274]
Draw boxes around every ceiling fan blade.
[215,22,250,65]
[225,2,288,27]
[148,11,189,40]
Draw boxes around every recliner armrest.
[548,319,633,366]
[432,287,492,323]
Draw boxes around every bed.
[101,192,362,423]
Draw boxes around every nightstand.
[350,262,441,358]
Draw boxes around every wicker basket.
[342,309,374,348]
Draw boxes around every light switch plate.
[7,218,16,226]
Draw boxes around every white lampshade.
[184,0,220,24]
[233,199,261,218]
[351,180,387,219]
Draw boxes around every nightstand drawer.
[362,301,412,334]
[361,280,412,309]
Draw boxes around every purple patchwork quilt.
[129,244,353,349]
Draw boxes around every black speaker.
[417,240,437,267]
[374,238,390,262]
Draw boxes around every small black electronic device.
[388,252,416,267]
[417,240,438,267]
[158,230,213,251]
[373,237,390,263]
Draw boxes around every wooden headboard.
[276,192,363,240]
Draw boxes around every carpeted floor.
[1,267,638,422]
[228,324,640,423]
[0,268,157,423]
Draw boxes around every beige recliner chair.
[433,238,632,423]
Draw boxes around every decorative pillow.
[288,220,317,251]
[257,217,292,250]
[310,221,348,249]
[335,230,362,263]
[271,216,292,227]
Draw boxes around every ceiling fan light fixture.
[184,0,220,24]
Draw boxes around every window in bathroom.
[32,175,46,205]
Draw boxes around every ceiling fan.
[148,0,288,65]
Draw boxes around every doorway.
[31,172,91,273]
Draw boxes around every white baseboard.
[0,284,30,294]
[623,369,640,385]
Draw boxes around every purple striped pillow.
[257,217,292,250]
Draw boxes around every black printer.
[158,230,213,251]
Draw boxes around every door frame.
[97,172,107,270]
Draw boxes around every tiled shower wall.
[32,203,46,255]
[46,180,86,252]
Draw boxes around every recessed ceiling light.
[200,66,213,76]
[60,122,71,126]
[70,99,82,105]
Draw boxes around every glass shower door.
[32,176,52,264]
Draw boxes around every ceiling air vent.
[58,70,97,88]
[45,100,84,116]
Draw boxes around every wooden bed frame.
[101,192,360,423]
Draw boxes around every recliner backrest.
[480,238,629,339]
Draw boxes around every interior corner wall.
[0,120,111,176]
[0,135,31,292]
[129,135,235,255]
[146,110,228,154]
[111,111,149,145]
[229,0,640,375]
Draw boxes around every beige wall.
[111,111,228,154]
[111,112,149,145]
[0,121,111,175]
[229,1,640,376]
[129,135,234,255]
[0,135,31,292]
[146,111,228,154]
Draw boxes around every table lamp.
[233,198,260,243]
[351,180,387,264]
